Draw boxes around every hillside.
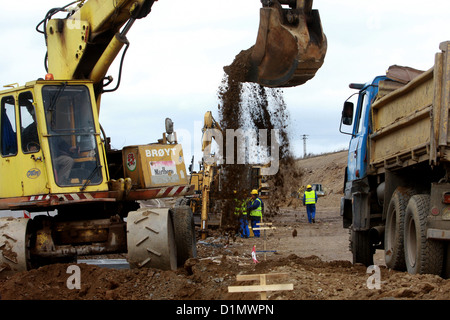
[282,150,348,209]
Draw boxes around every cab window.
[42,85,102,186]
[1,96,17,156]
[19,92,40,153]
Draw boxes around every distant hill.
[291,150,347,208]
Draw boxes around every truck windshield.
[42,85,102,187]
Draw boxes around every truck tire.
[384,187,415,271]
[404,194,444,275]
[170,204,197,267]
[127,208,177,271]
[351,229,374,266]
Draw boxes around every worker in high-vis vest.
[303,184,318,223]
[234,192,249,238]
[247,189,263,237]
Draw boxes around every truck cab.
[339,76,390,266]
[340,76,387,184]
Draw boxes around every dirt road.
[1,151,449,300]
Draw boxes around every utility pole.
[302,134,308,158]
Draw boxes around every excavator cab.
[0,79,109,200]
[225,0,327,87]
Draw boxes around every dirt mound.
[1,249,449,300]
[277,150,347,209]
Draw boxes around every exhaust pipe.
[369,226,385,247]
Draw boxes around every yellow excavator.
[0,0,326,273]
[184,111,271,239]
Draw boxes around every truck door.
[348,91,370,181]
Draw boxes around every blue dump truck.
[339,41,450,277]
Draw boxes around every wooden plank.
[228,283,293,293]
[236,273,289,281]
[260,274,267,300]
[254,223,275,231]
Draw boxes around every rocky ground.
[0,151,449,301]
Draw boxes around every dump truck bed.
[369,41,450,173]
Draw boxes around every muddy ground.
[0,151,449,301]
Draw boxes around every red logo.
[127,153,136,171]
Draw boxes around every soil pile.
[1,223,449,300]
[223,48,253,83]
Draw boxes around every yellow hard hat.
[307,184,312,189]
[251,189,258,195]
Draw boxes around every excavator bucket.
[225,0,327,88]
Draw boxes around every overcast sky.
[1,0,449,170]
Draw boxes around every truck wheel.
[404,194,444,275]
[351,229,374,266]
[127,208,177,270]
[170,204,197,267]
[384,187,415,271]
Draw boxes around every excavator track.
[126,208,177,270]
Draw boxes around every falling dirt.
[217,49,303,223]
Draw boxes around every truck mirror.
[342,101,354,125]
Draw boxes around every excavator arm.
[202,111,223,154]
[198,111,223,238]
[41,0,326,108]
[40,0,157,107]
